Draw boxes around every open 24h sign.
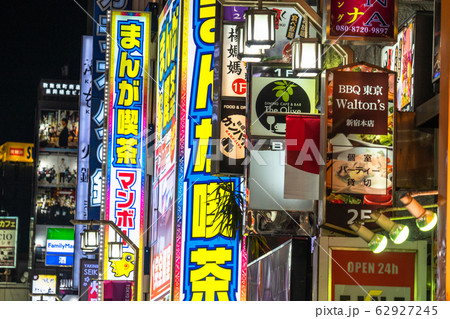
[326,0,398,43]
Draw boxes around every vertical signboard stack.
[102,10,150,301]
[172,0,245,301]
[323,62,396,233]
[151,0,181,301]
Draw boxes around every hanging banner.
[326,0,398,43]
[174,0,246,301]
[151,0,181,301]
[324,63,395,233]
[103,10,150,298]
[284,115,321,200]
[0,217,18,268]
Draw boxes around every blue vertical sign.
[89,0,131,220]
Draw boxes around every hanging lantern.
[237,24,264,62]
[108,241,123,261]
[81,229,99,251]
[291,37,322,77]
[244,0,277,50]
[80,233,96,252]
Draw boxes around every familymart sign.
[46,228,74,266]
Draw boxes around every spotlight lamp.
[244,0,277,50]
[349,222,388,253]
[237,24,265,62]
[400,193,438,232]
[370,211,409,244]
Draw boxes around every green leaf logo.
[272,80,297,102]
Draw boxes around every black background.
[0,1,89,146]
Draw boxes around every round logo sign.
[255,80,311,135]
[232,78,247,95]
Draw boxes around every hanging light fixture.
[81,225,99,251]
[80,232,96,252]
[400,193,438,232]
[108,233,123,261]
[349,222,388,253]
[370,211,410,244]
[291,16,322,76]
[80,222,99,251]
[237,24,265,62]
[244,0,277,50]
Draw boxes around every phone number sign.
[327,0,397,42]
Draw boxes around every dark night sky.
[0,0,89,146]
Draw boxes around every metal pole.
[70,219,139,301]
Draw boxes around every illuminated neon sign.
[173,0,246,301]
[151,0,181,301]
[103,11,150,299]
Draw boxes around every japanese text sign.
[327,0,398,42]
[74,35,93,290]
[331,249,415,301]
[221,23,247,97]
[0,217,18,268]
[89,0,131,221]
[324,63,395,233]
[155,0,180,177]
[332,71,389,135]
[223,5,304,63]
[151,0,181,300]
[104,11,150,288]
[0,142,34,163]
[79,259,99,301]
[174,0,246,301]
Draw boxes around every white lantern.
[237,24,264,62]
[80,233,95,252]
[82,229,99,250]
[291,37,322,77]
[244,3,276,50]
[108,241,123,261]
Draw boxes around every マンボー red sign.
[328,0,397,41]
